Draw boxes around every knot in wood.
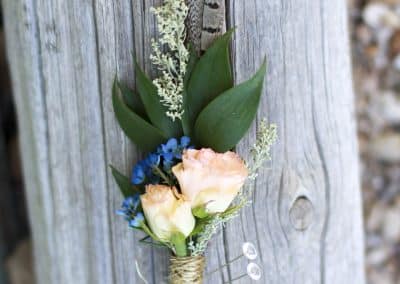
[289,196,314,231]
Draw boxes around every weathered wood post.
[2,0,365,283]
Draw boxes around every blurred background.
[350,0,400,282]
[1,1,400,283]
[0,6,33,284]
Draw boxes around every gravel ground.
[349,0,400,283]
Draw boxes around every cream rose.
[140,185,195,241]
[172,148,248,213]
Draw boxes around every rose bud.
[140,184,195,241]
[172,149,248,213]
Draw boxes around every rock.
[363,3,390,28]
[370,91,400,124]
[368,268,395,284]
[370,132,400,163]
[371,175,385,190]
[363,3,400,29]
[389,29,400,58]
[365,44,380,62]
[355,24,373,46]
[383,9,400,28]
[382,206,400,242]
[392,53,400,69]
[367,202,386,232]
[367,245,391,266]
[366,234,383,249]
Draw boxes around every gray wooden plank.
[2,0,365,283]
[32,0,112,283]
[225,0,365,283]
[92,0,154,283]
[186,0,204,53]
[2,0,56,282]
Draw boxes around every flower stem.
[152,165,172,185]
[171,232,188,257]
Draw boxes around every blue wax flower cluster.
[131,136,193,185]
[116,194,144,228]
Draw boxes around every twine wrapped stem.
[169,255,205,284]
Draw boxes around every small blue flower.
[130,137,194,186]
[145,153,160,168]
[129,212,144,228]
[163,158,175,172]
[131,163,145,185]
[122,195,140,210]
[180,136,191,148]
[156,136,195,171]
[117,195,144,228]
[131,153,162,185]
[115,209,126,217]
[161,138,178,154]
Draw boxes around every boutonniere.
[111,0,277,283]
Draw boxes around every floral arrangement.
[111,0,277,283]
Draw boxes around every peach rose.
[140,185,195,241]
[172,149,248,213]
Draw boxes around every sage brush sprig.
[150,0,189,121]
[188,212,239,256]
[187,120,278,255]
[236,119,277,203]
[248,119,277,179]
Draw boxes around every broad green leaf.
[184,29,234,134]
[190,217,212,237]
[112,79,167,153]
[134,60,182,138]
[139,235,166,247]
[182,46,199,135]
[170,232,187,257]
[110,166,141,197]
[220,204,244,219]
[117,80,148,120]
[194,60,267,152]
[184,45,199,87]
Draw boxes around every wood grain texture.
[186,0,204,53]
[2,0,365,283]
[226,0,365,283]
[201,0,226,51]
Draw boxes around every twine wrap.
[169,255,205,284]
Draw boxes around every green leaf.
[110,166,141,197]
[141,222,164,244]
[112,78,167,153]
[190,218,212,237]
[192,206,209,219]
[134,60,183,138]
[182,47,199,135]
[184,29,234,134]
[139,235,166,248]
[170,232,187,257]
[220,204,244,219]
[194,60,267,152]
[184,45,199,87]
[117,80,148,120]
